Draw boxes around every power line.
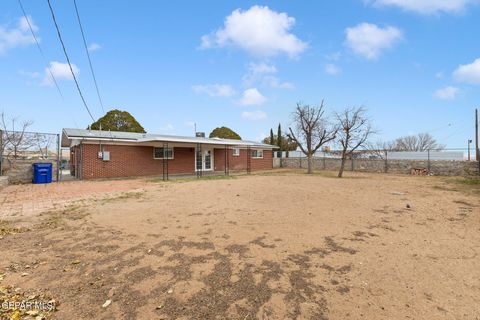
[46,0,96,122]
[72,0,105,115]
[18,0,80,129]
[17,0,64,99]
[440,124,469,142]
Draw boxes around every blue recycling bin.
[32,163,53,184]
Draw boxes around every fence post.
[478,148,480,175]
[56,133,60,182]
[0,129,3,176]
[427,149,431,173]
[384,150,388,173]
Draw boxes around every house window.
[233,148,240,156]
[153,147,174,159]
[251,149,263,159]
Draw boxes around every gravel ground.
[0,171,479,319]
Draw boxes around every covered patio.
[62,129,276,180]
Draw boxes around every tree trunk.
[338,151,346,177]
[307,154,313,174]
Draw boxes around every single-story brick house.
[61,128,276,180]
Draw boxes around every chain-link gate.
[0,129,61,183]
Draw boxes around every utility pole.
[476,108,479,161]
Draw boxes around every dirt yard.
[1,170,479,320]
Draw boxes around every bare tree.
[366,140,395,160]
[33,133,55,159]
[393,133,444,151]
[336,107,374,178]
[287,102,338,174]
[0,112,34,169]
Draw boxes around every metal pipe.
[224,145,227,176]
[427,149,431,173]
[56,133,60,182]
[384,150,388,173]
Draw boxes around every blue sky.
[1,0,479,147]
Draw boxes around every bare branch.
[392,132,444,151]
[335,107,375,177]
[0,111,34,167]
[288,101,337,173]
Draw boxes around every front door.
[196,148,213,171]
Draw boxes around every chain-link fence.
[274,148,480,176]
[0,130,60,183]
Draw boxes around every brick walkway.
[0,178,155,218]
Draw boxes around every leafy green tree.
[209,126,241,140]
[269,128,274,146]
[89,109,145,133]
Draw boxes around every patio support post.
[196,143,202,178]
[247,146,251,174]
[163,142,169,181]
[224,145,229,176]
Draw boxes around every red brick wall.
[79,144,273,179]
[214,148,273,172]
[80,144,195,179]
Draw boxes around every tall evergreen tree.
[277,124,282,149]
[277,123,282,158]
[269,128,274,145]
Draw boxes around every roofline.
[62,128,278,149]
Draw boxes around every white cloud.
[241,110,267,121]
[453,58,480,84]
[248,62,277,74]
[240,88,266,106]
[435,71,444,79]
[0,16,37,55]
[200,5,307,58]
[18,16,38,33]
[42,61,79,86]
[325,63,341,76]
[366,0,478,14]
[242,62,294,89]
[434,86,459,100]
[192,84,236,97]
[265,76,295,89]
[345,23,402,59]
[87,42,101,52]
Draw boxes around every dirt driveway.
[1,171,479,319]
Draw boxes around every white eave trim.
[64,135,276,149]
[138,137,274,148]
